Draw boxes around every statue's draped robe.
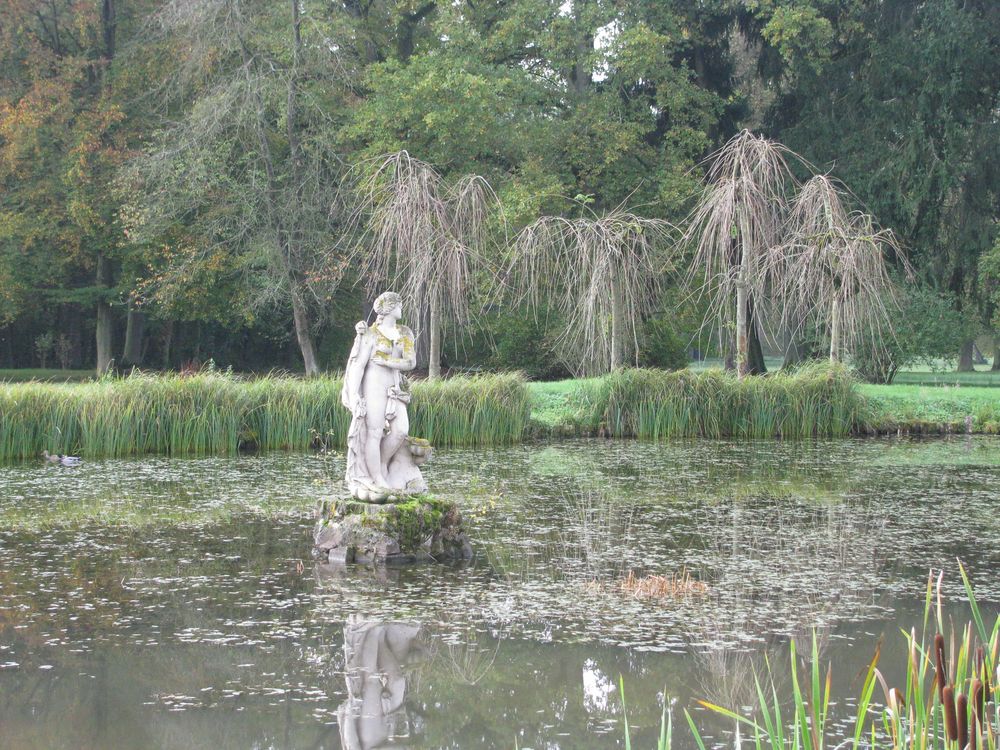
[341,325,417,493]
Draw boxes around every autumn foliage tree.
[0,0,130,372]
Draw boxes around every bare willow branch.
[780,175,911,360]
[682,130,801,350]
[343,150,504,331]
[508,209,677,377]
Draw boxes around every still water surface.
[0,438,998,748]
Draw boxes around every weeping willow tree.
[781,175,908,363]
[684,131,799,377]
[346,151,501,379]
[508,208,676,376]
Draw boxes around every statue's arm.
[341,323,372,409]
[381,327,416,372]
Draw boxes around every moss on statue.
[314,494,471,564]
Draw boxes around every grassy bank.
[530,364,868,439]
[0,371,529,460]
[2,367,997,460]
[861,383,1000,434]
[530,373,1000,438]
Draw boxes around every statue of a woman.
[341,291,430,501]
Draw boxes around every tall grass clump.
[685,563,998,750]
[410,372,531,447]
[578,362,866,439]
[0,371,530,460]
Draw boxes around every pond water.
[0,438,998,749]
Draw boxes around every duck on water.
[42,451,82,466]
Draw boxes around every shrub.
[852,284,974,383]
[638,314,690,370]
[450,308,572,381]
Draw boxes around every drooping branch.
[508,209,676,376]
[780,175,910,362]
[344,150,502,377]
[682,130,801,376]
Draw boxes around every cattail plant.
[686,562,999,750]
[937,632,950,701]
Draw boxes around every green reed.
[577,363,868,439]
[0,371,531,460]
[682,562,999,750]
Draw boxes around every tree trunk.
[291,290,319,377]
[746,295,767,375]
[94,2,117,377]
[782,323,809,369]
[570,1,594,95]
[957,339,975,372]
[1,326,12,367]
[414,296,430,371]
[162,319,174,370]
[992,342,1000,372]
[428,295,442,380]
[122,305,145,368]
[829,298,840,363]
[396,2,435,62]
[283,0,319,379]
[736,281,749,377]
[610,276,623,370]
[95,254,114,375]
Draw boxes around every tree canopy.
[0,0,996,376]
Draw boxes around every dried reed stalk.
[619,568,708,600]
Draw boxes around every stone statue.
[341,291,430,502]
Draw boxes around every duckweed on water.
[0,439,998,749]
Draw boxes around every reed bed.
[0,371,530,460]
[576,363,867,439]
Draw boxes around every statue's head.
[373,291,403,319]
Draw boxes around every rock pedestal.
[314,495,472,565]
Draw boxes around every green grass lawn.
[890,368,1000,387]
[692,357,1000,386]
[860,383,1000,429]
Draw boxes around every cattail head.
[943,686,958,742]
[957,692,969,750]
[935,634,948,701]
[971,678,984,724]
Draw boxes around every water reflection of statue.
[337,616,423,749]
[341,291,430,502]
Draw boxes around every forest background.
[1,0,998,383]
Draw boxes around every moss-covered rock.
[314,494,472,564]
